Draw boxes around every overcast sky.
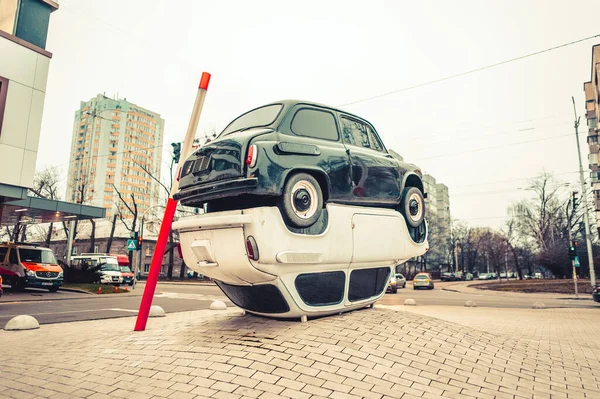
[38,0,600,228]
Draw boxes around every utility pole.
[572,97,596,287]
[567,198,578,297]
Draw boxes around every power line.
[414,133,572,161]
[340,33,600,107]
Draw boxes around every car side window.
[341,117,370,148]
[366,125,384,152]
[9,249,18,264]
[0,247,7,262]
[291,108,339,141]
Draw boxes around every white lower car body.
[173,204,428,319]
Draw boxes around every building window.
[0,0,19,34]
[72,246,78,256]
[0,76,8,136]
[144,263,150,273]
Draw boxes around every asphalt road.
[0,280,597,329]
[0,282,231,329]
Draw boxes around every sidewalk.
[443,280,588,300]
[1,304,599,398]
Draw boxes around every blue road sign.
[574,256,580,268]
[127,239,138,251]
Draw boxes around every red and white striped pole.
[134,72,211,331]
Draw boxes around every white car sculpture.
[173,204,428,319]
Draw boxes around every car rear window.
[221,104,282,136]
[415,275,428,280]
[291,108,339,141]
[19,248,57,264]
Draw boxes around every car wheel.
[393,287,398,294]
[11,277,26,292]
[48,287,59,293]
[413,286,417,290]
[403,282,406,288]
[279,173,323,228]
[400,187,425,228]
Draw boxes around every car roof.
[263,99,375,125]
[0,242,51,250]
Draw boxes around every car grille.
[36,271,59,279]
[193,156,210,173]
[111,276,119,282]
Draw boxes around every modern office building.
[65,95,165,219]
[0,0,105,228]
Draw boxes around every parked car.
[395,273,407,289]
[0,242,63,292]
[413,272,434,290]
[70,254,123,285]
[174,100,426,241]
[478,273,495,280]
[593,285,600,303]
[386,273,407,294]
[441,272,462,282]
[119,266,134,286]
[387,274,399,294]
[464,273,474,281]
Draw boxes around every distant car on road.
[592,285,599,303]
[387,273,407,294]
[119,266,134,286]
[413,272,434,290]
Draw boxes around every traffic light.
[572,191,579,211]
[171,142,181,163]
[569,241,578,259]
[137,235,143,250]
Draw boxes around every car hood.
[21,262,62,272]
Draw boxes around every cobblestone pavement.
[1,306,599,399]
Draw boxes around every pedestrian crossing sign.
[127,239,138,251]
[574,256,580,268]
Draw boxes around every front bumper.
[174,177,259,206]
[25,277,63,288]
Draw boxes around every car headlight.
[58,271,64,278]
[25,269,36,277]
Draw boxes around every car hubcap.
[407,193,423,221]
[291,181,318,219]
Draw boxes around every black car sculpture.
[174,100,426,240]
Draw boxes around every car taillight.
[246,144,257,168]
[246,236,259,261]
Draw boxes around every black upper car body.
[174,100,426,237]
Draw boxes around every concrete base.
[404,299,417,306]
[149,305,166,317]
[210,300,227,310]
[4,315,40,331]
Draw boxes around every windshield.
[415,275,429,280]
[119,266,131,273]
[19,248,57,264]
[221,104,282,136]
[101,264,120,272]
[99,257,119,271]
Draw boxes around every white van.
[70,254,123,285]
[173,204,428,319]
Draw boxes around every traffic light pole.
[572,97,596,287]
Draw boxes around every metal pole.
[134,216,144,289]
[567,201,578,297]
[65,220,75,265]
[572,97,596,287]
[135,72,211,332]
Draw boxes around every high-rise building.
[584,44,600,232]
[66,94,165,219]
[422,173,452,268]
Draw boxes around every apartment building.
[66,95,165,219]
[584,44,600,233]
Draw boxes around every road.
[0,282,231,329]
[0,280,597,329]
